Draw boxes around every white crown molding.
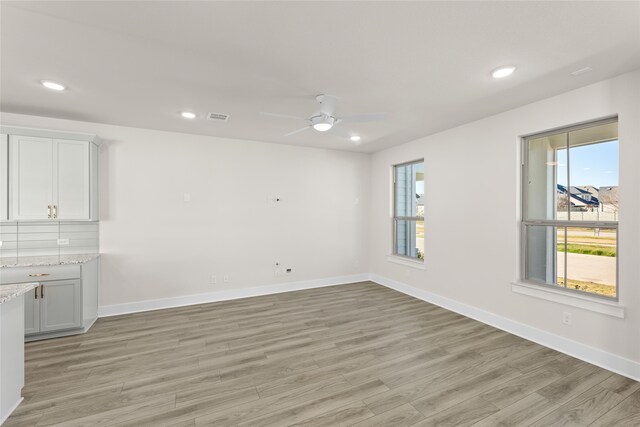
[0,125,99,144]
[98,273,369,317]
[370,273,640,382]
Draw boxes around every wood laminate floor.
[5,281,640,426]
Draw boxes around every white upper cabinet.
[0,134,7,221]
[8,133,97,221]
[55,140,90,220]
[10,135,55,220]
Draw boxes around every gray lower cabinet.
[36,280,82,333]
[0,259,98,340]
[40,280,82,332]
[23,288,39,335]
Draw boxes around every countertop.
[0,282,39,304]
[0,254,100,269]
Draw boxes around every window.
[522,118,619,299]
[393,160,424,260]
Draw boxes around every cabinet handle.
[35,287,38,299]
[28,273,50,277]
[40,284,44,298]
[53,205,58,219]
[47,205,52,219]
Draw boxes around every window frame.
[520,117,619,301]
[392,159,425,261]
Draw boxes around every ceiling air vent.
[207,112,230,122]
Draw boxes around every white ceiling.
[1,1,639,153]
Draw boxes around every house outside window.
[522,118,619,299]
[393,160,424,260]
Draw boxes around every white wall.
[369,70,640,365]
[0,113,371,308]
[2,71,638,372]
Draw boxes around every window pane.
[567,123,618,222]
[563,227,617,297]
[526,225,617,298]
[395,219,424,259]
[395,162,424,218]
[526,120,618,222]
[525,225,562,287]
[527,132,566,221]
[557,226,566,288]
[524,119,619,299]
[556,148,569,220]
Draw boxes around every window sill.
[511,281,625,318]
[386,255,426,270]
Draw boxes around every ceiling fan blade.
[260,112,306,121]
[329,127,351,139]
[284,126,311,137]
[340,113,388,123]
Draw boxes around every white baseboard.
[83,316,98,332]
[370,273,640,382]
[98,273,369,317]
[0,397,23,426]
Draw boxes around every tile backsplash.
[0,221,99,259]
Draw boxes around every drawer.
[0,264,81,284]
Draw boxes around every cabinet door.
[0,134,7,221]
[24,286,40,335]
[10,136,54,220]
[55,140,90,220]
[40,279,82,332]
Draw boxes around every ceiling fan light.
[313,122,333,132]
[310,115,335,132]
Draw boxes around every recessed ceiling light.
[491,66,516,79]
[350,135,361,142]
[40,80,66,91]
[180,111,196,119]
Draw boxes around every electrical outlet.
[223,274,229,283]
[562,311,572,325]
[183,193,191,203]
[210,275,217,285]
[57,238,70,246]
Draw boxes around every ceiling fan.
[260,95,387,138]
